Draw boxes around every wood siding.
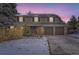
[24,16,33,23]
[16,16,65,25]
[39,17,49,23]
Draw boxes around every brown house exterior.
[15,13,68,36]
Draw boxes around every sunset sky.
[16,3,79,23]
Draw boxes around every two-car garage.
[28,25,67,36]
[44,26,65,35]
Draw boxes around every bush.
[23,26,32,36]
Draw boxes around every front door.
[36,27,44,36]
[31,26,44,36]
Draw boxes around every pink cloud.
[16,5,72,23]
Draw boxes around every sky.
[16,3,79,23]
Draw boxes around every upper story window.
[19,16,23,22]
[49,17,53,22]
[34,17,39,22]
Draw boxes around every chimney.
[28,11,32,15]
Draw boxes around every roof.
[15,13,61,18]
[15,13,66,24]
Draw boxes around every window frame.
[49,17,53,22]
[34,16,39,22]
[19,16,23,22]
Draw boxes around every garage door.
[55,27,64,35]
[44,27,53,35]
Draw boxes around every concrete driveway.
[47,35,79,55]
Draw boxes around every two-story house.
[15,13,68,36]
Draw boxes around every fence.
[0,26,24,42]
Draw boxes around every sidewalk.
[68,34,79,42]
[68,34,79,39]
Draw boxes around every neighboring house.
[15,13,68,35]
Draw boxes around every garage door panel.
[55,27,64,35]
